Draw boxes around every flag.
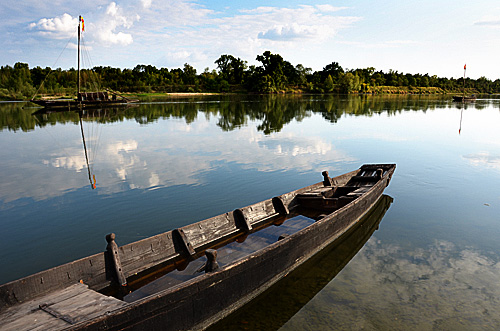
[81,17,85,31]
[464,64,466,70]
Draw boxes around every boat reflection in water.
[31,106,138,190]
[208,194,394,331]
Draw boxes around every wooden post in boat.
[106,233,127,286]
[204,249,219,273]
[233,209,252,232]
[272,196,289,216]
[322,171,333,186]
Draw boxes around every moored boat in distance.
[30,16,138,109]
[453,64,476,102]
[31,91,139,109]
[452,95,476,102]
[0,163,395,331]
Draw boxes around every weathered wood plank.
[191,214,237,245]
[1,309,68,331]
[0,254,108,308]
[0,283,126,331]
[46,290,126,324]
[182,213,239,250]
[119,232,178,279]
[239,199,277,226]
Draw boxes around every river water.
[1,95,499,329]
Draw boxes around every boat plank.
[119,232,178,279]
[240,200,277,225]
[183,213,239,249]
[0,254,108,308]
[45,291,126,323]
[0,310,68,331]
[0,283,126,331]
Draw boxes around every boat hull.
[452,95,476,102]
[0,164,395,331]
[31,99,138,109]
[76,165,395,330]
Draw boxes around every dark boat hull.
[0,164,395,331]
[31,99,138,109]
[452,95,476,102]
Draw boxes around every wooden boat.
[452,95,476,102]
[31,91,139,109]
[0,163,395,331]
[30,16,138,109]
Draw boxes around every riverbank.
[4,87,482,102]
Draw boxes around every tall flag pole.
[463,64,466,100]
[78,16,82,95]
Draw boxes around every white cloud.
[315,5,348,13]
[258,23,332,41]
[94,2,137,46]
[475,15,500,26]
[27,3,138,47]
[386,40,419,45]
[29,13,78,39]
[141,0,152,10]
[235,5,358,43]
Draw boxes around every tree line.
[1,51,499,100]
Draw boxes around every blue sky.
[1,0,500,79]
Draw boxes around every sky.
[1,0,500,79]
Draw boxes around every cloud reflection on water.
[0,115,354,203]
[463,151,500,173]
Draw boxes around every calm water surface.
[1,95,499,329]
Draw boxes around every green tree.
[214,54,247,85]
[321,62,344,82]
[339,72,360,93]
[182,64,197,85]
[255,51,286,92]
[324,75,334,92]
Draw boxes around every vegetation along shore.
[1,51,497,101]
